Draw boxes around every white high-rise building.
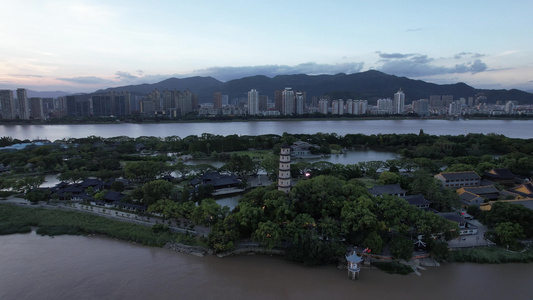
[281,88,294,115]
[377,98,393,114]
[247,89,259,115]
[318,99,329,114]
[295,92,305,115]
[393,89,405,114]
[504,101,515,114]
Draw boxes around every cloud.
[57,76,113,85]
[377,52,416,60]
[454,52,485,59]
[189,62,365,81]
[375,52,488,77]
[115,71,138,80]
[407,28,423,32]
[8,74,44,78]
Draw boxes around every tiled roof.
[368,184,406,196]
[400,194,430,206]
[436,171,480,181]
[460,185,499,195]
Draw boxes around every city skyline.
[1,1,532,93]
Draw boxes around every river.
[1,119,532,140]
[1,232,532,300]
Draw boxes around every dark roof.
[368,184,406,196]
[400,194,430,206]
[438,212,466,224]
[190,172,241,188]
[461,185,499,195]
[436,171,480,181]
[484,168,514,180]
[459,192,485,204]
[115,202,147,210]
[104,191,125,202]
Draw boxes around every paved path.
[2,195,211,237]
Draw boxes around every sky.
[1,0,532,93]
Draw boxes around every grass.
[448,246,533,263]
[0,222,32,235]
[373,261,413,275]
[226,150,273,160]
[356,178,377,188]
[0,203,205,247]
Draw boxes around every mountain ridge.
[92,70,533,104]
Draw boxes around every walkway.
[2,195,211,237]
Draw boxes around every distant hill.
[95,76,223,95]
[92,70,533,104]
[26,90,71,98]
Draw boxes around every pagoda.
[277,143,291,193]
[346,251,363,280]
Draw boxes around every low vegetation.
[0,204,204,247]
[373,261,413,275]
[449,247,533,264]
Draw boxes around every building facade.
[393,89,405,114]
[247,89,259,115]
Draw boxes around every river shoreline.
[1,114,532,127]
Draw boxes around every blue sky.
[1,0,532,93]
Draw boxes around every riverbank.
[2,114,532,126]
[3,201,533,270]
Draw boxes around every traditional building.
[277,144,291,193]
[434,171,481,188]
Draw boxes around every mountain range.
[86,70,533,104]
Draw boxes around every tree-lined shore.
[1,131,532,268]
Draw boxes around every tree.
[58,169,88,183]
[260,155,279,181]
[124,161,165,183]
[208,214,241,252]
[430,241,450,261]
[389,236,413,260]
[141,180,174,206]
[25,189,50,204]
[191,198,227,226]
[363,231,384,254]
[253,220,282,249]
[494,222,524,249]
[110,181,125,192]
[378,171,401,185]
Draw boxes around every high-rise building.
[259,95,268,112]
[274,90,283,113]
[377,98,393,114]
[16,88,29,119]
[412,99,429,116]
[0,90,15,119]
[148,89,161,111]
[357,100,368,115]
[281,88,294,115]
[247,89,259,115]
[504,101,515,114]
[448,101,461,115]
[66,95,77,117]
[29,97,44,119]
[318,99,328,114]
[213,92,222,110]
[295,92,305,115]
[91,95,113,116]
[222,94,229,106]
[393,89,405,114]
